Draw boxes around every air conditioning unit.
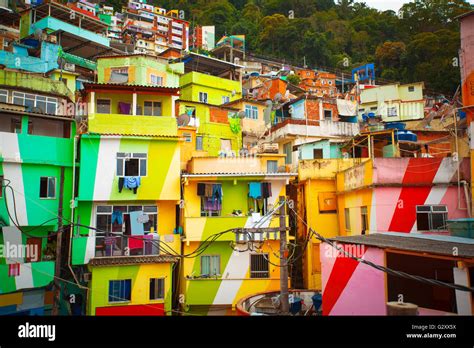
[82,272,92,282]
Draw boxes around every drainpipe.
[461,180,471,217]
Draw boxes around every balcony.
[269,119,359,143]
[88,113,178,137]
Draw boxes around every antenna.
[177,113,191,127]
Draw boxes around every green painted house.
[0,71,75,315]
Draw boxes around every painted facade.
[321,233,474,315]
[181,156,296,314]
[0,71,75,314]
[359,82,425,122]
[97,55,184,87]
[176,100,242,156]
[72,76,182,315]
[336,157,470,235]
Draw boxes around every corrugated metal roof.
[89,255,179,267]
[329,232,474,258]
[83,82,180,91]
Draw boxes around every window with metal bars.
[149,278,165,300]
[250,253,269,278]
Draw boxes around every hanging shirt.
[124,176,141,189]
[249,182,262,199]
[197,183,206,196]
[130,211,145,236]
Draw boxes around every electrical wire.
[287,203,474,293]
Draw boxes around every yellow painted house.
[359,82,425,122]
[296,159,360,289]
[180,155,296,315]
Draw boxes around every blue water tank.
[396,130,417,142]
[385,122,406,131]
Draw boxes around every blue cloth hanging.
[249,182,262,199]
[111,210,123,225]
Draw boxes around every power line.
[286,203,474,293]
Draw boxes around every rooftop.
[174,52,244,75]
[330,232,474,258]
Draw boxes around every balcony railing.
[95,234,160,257]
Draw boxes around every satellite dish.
[177,113,190,127]
[237,110,246,119]
[231,89,236,97]
[274,93,282,102]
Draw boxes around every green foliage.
[105,0,473,94]
[286,74,301,85]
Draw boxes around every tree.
[286,74,301,85]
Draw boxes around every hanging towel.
[249,182,262,199]
[128,236,144,250]
[143,234,154,255]
[124,176,141,189]
[130,211,145,236]
[197,183,205,196]
[111,210,123,225]
[118,102,132,115]
[212,184,222,202]
[137,213,149,224]
[204,197,221,211]
[262,182,272,198]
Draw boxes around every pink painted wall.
[374,186,468,233]
[321,243,386,315]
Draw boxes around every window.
[284,142,292,164]
[313,149,323,159]
[116,153,147,177]
[150,74,163,86]
[109,67,129,84]
[61,78,68,86]
[250,254,269,278]
[222,96,230,104]
[183,132,192,142]
[324,109,332,120]
[201,255,220,277]
[416,205,448,231]
[97,99,111,114]
[267,160,278,173]
[344,208,351,231]
[370,106,378,111]
[11,118,22,133]
[408,86,415,92]
[96,205,158,235]
[109,279,131,302]
[144,101,162,116]
[0,89,7,103]
[149,278,165,300]
[361,206,368,235]
[196,136,203,150]
[199,92,208,103]
[39,177,56,199]
[245,105,258,119]
[12,92,57,114]
[387,106,397,117]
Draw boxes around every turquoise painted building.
[298,139,343,160]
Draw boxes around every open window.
[39,177,56,199]
[116,153,147,177]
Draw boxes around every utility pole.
[279,196,289,314]
[52,166,65,315]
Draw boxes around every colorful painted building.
[176,99,242,157]
[336,157,470,236]
[71,79,182,315]
[321,233,474,315]
[459,10,474,124]
[180,155,296,314]
[0,71,76,315]
[358,82,425,122]
[224,98,268,151]
[96,54,184,87]
[295,159,361,290]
